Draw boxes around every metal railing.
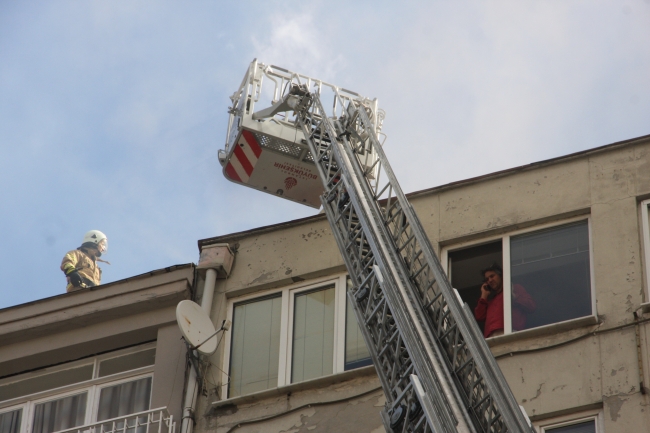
[56,408,175,433]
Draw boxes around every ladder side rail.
[301,115,431,432]
[319,147,446,433]
[298,106,435,432]
[322,198,431,432]
[347,107,512,432]
[351,106,533,433]
[329,98,503,432]
[297,96,468,433]
[322,110,473,433]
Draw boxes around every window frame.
[641,199,650,302]
[441,216,596,335]
[0,343,156,433]
[535,410,603,433]
[1,373,153,433]
[90,374,154,424]
[222,273,365,399]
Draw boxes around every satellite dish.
[176,300,218,355]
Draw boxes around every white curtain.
[97,377,151,421]
[229,296,282,398]
[32,393,87,433]
[0,409,22,433]
[292,287,335,382]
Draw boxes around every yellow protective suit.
[61,248,102,292]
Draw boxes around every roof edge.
[199,133,650,248]
[0,263,196,313]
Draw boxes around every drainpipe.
[181,244,234,433]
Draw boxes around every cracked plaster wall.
[199,375,385,433]
[195,137,650,432]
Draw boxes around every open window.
[444,218,595,337]
[448,240,502,336]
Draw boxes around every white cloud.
[251,10,347,82]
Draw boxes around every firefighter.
[61,230,109,292]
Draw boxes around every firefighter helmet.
[82,230,108,253]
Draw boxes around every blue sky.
[1,1,649,309]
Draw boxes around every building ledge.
[640,301,650,314]
[209,365,376,412]
[486,315,599,348]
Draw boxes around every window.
[32,393,87,433]
[538,415,599,433]
[291,286,336,382]
[641,199,650,301]
[444,218,595,336]
[0,409,21,433]
[228,295,282,397]
[0,345,155,433]
[223,275,371,399]
[344,278,372,370]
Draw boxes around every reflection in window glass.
[345,278,371,370]
[0,409,21,433]
[545,419,595,433]
[229,295,282,398]
[511,221,591,330]
[292,286,335,382]
[99,349,156,378]
[32,393,87,433]
[0,365,93,402]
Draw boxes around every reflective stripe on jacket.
[61,248,102,292]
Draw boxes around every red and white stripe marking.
[225,130,262,183]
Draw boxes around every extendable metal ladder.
[220,61,534,433]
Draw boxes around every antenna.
[176,300,220,355]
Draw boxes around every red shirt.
[474,284,536,338]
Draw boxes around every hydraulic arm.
[220,60,534,433]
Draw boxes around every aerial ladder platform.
[219,60,534,433]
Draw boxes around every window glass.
[510,221,591,330]
[292,286,335,382]
[99,349,156,378]
[0,365,93,403]
[545,419,595,433]
[344,278,371,370]
[97,377,152,421]
[32,393,87,433]
[229,295,282,398]
[0,409,21,433]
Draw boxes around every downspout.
[181,244,234,433]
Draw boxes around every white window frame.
[221,273,355,399]
[25,385,95,433]
[0,403,27,433]
[441,216,596,335]
[535,410,603,432]
[90,373,154,423]
[0,343,156,433]
[641,199,650,302]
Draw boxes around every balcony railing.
[57,408,175,433]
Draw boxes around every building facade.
[2,134,650,433]
[194,134,650,432]
[0,265,195,433]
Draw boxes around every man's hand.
[480,283,490,299]
[67,270,83,287]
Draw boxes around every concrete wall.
[196,136,650,432]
